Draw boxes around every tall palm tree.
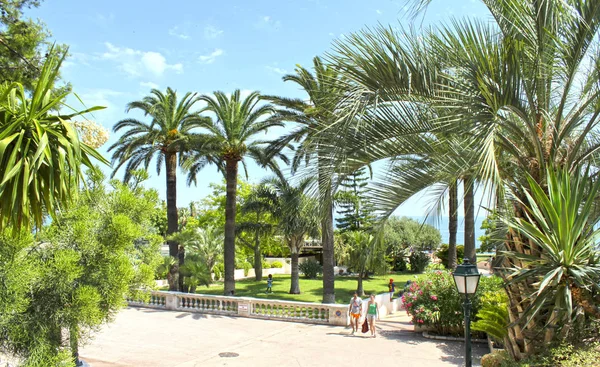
[330,0,600,357]
[183,90,284,295]
[108,87,203,291]
[265,56,345,303]
[0,50,107,231]
[261,176,320,294]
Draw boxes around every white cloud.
[100,42,184,77]
[266,65,287,75]
[255,15,281,30]
[198,49,224,64]
[168,26,190,40]
[204,25,223,39]
[376,9,382,14]
[328,32,335,37]
[140,81,159,90]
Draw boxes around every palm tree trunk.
[463,176,476,264]
[224,159,238,295]
[290,248,300,294]
[321,199,335,303]
[356,270,364,297]
[448,180,458,269]
[319,156,335,303]
[254,236,263,281]
[165,152,180,292]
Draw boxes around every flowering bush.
[402,270,502,335]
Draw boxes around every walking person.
[388,278,396,301]
[266,274,273,293]
[348,292,363,335]
[366,294,379,337]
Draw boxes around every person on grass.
[348,292,363,334]
[366,294,379,338]
[266,274,273,293]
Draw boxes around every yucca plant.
[0,50,106,231]
[503,167,600,344]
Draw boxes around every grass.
[194,273,419,304]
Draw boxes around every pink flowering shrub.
[402,270,499,335]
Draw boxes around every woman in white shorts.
[366,294,379,337]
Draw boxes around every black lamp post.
[452,258,481,367]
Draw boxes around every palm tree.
[265,56,345,303]
[261,176,320,294]
[183,90,284,295]
[339,231,379,296]
[237,184,277,281]
[329,0,600,357]
[108,87,203,291]
[0,50,107,231]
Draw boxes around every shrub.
[472,286,509,345]
[213,263,224,280]
[392,256,407,271]
[496,343,600,367]
[241,261,252,277]
[409,251,430,273]
[270,261,283,268]
[435,244,464,268]
[402,270,502,335]
[481,351,510,367]
[299,259,322,279]
[402,270,465,334]
[262,260,271,269]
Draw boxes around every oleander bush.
[402,270,503,335]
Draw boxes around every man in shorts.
[348,292,363,334]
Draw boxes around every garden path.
[80,307,487,366]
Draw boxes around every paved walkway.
[80,307,487,367]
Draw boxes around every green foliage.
[240,261,252,277]
[334,167,374,232]
[472,284,509,344]
[337,230,388,276]
[0,51,107,231]
[299,259,323,279]
[495,343,600,367]
[435,244,464,269]
[0,169,161,365]
[179,253,211,293]
[270,261,283,268]
[155,255,175,279]
[384,216,442,253]
[403,270,501,335]
[262,259,271,269]
[409,251,430,273]
[504,168,600,332]
[213,262,224,281]
[0,0,70,93]
[478,212,504,253]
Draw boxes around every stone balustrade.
[127,291,349,326]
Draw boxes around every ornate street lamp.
[453,258,481,367]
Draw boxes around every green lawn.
[194,273,418,304]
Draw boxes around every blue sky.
[29,0,490,219]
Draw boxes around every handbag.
[361,317,369,333]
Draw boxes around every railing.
[250,299,330,323]
[127,291,349,326]
[177,294,238,315]
[128,292,167,308]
